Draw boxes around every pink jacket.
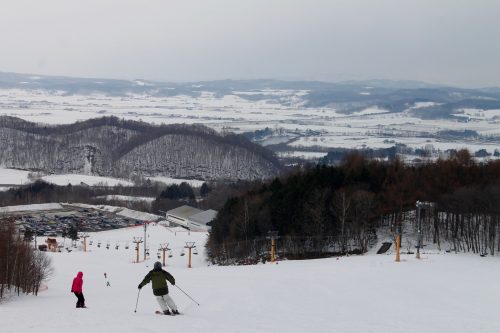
[71,272,83,293]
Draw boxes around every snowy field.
[277,151,327,160]
[94,195,156,203]
[1,224,499,333]
[0,168,205,189]
[0,168,134,187]
[147,176,205,187]
[0,168,31,185]
[41,174,134,187]
[1,88,500,155]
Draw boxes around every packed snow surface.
[1,224,499,333]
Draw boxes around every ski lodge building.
[165,205,217,232]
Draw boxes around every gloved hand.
[138,285,142,290]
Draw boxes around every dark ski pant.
[73,292,85,308]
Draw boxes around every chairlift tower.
[185,242,196,268]
[395,223,402,262]
[79,232,90,252]
[266,230,280,262]
[158,243,171,267]
[133,237,143,263]
[415,201,434,259]
[143,221,149,261]
[416,201,422,259]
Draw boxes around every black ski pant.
[73,292,85,308]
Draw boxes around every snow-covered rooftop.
[166,205,204,220]
[0,203,63,214]
[189,209,218,225]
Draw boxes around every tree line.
[406,185,500,256]
[0,180,165,208]
[207,150,500,264]
[0,218,53,300]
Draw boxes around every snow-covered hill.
[1,224,499,333]
[0,117,281,181]
[2,73,500,161]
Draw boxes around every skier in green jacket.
[138,261,180,315]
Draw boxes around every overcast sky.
[1,0,499,87]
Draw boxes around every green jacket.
[139,268,175,296]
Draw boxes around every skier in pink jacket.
[71,271,86,308]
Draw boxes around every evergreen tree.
[68,225,79,241]
[200,183,211,197]
[23,228,34,242]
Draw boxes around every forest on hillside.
[0,116,281,181]
[207,150,500,264]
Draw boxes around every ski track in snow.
[1,224,500,333]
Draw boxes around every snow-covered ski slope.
[2,224,500,333]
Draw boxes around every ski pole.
[175,284,200,306]
[134,289,141,313]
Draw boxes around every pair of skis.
[155,310,181,316]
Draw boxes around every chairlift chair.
[193,247,199,255]
[168,250,173,258]
[180,248,185,256]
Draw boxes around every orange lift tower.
[266,230,280,262]
[395,223,402,262]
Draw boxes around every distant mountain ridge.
[2,71,500,119]
[0,116,281,181]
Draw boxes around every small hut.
[46,238,58,252]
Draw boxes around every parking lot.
[11,206,143,237]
